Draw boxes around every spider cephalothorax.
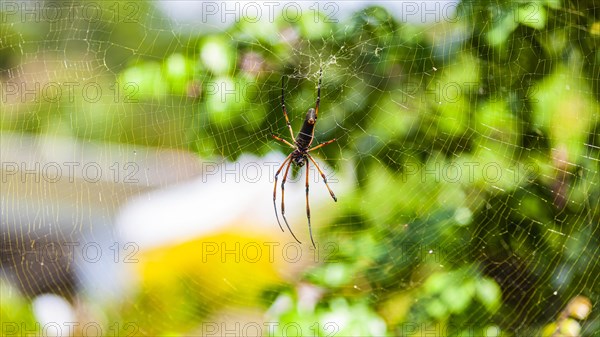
[272,68,337,248]
[291,150,307,167]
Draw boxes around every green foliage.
[268,292,388,337]
[0,282,37,330]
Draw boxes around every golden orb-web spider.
[272,68,337,248]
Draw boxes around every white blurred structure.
[158,1,461,31]
[116,151,349,250]
[0,131,201,300]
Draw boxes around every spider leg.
[305,157,316,248]
[307,67,323,148]
[308,138,336,152]
[272,135,296,149]
[315,67,322,118]
[273,153,292,232]
[307,154,337,202]
[280,159,302,244]
[281,77,296,142]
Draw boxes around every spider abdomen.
[295,108,317,149]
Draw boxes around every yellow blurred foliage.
[135,225,287,309]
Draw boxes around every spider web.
[1,1,599,336]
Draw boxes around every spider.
[272,68,337,248]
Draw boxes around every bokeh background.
[1,1,599,336]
